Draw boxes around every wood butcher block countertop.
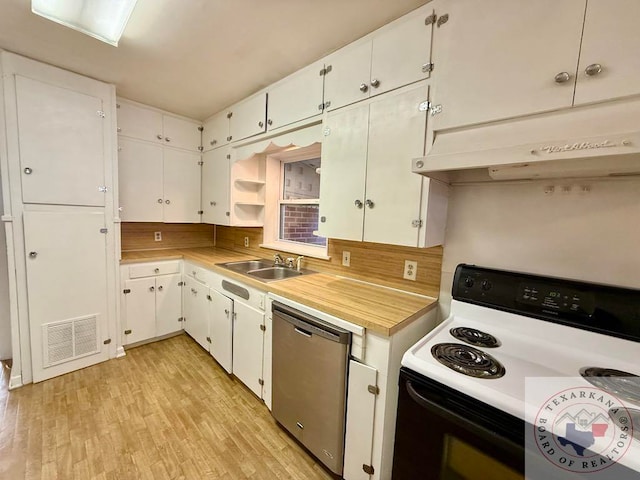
[121,247,438,336]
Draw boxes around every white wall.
[0,178,11,360]
[438,177,640,318]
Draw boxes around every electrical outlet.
[403,260,417,281]
[244,236,249,247]
[342,251,351,267]
[154,231,162,242]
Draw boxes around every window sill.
[259,241,331,260]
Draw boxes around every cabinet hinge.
[116,103,120,109]
[422,62,434,73]
[123,288,131,294]
[424,13,437,25]
[206,336,211,343]
[367,385,380,395]
[411,219,423,228]
[258,378,264,386]
[124,329,132,335]
[100,228,108,234]
[197,147,204,153]
[178,317,185,322]
[226,154,231,160]
[227,111,233,119]
[103,338,112,345]
[419,101,442,116]
[437,13,449,27]
[97,110,106,118]
[198,125,204,132]
[260,324,266,332]
[198,210,204,215]
[98,186,108,193]
[178,281,185,287]
[206,294,212,301]
[319,65,332,76]
[363,464,375,475]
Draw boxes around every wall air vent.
[43,315,100,368]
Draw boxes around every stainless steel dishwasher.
[271,301,351,476]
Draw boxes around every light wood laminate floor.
[0,335,333,480]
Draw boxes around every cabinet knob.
[28,251,38,258]
[267,119,273,126]
[157,134,163,140]
[227,136,232,141]
[224,309,229,316]
[157,198,163,204]
[585,63,602,76]
[165,137,171,142]
[158,285,163,291]
[258,121,264,128]
[365,199,375,209]
[354,199,363,209]
[359,83,368,93]
[24,167,33,175]
[154,268,160,273]
[165,199,171,205]
[149,286,155,292]
[210,139,217,146]
[370,78,380,88]
[117,127,122,132]
[210,201,217,206]
[554,72,571,84]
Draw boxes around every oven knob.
[464,277,474,288]
[481,280,492,291]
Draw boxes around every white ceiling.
[0,0,429,120]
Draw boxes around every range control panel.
[452,264,640,342]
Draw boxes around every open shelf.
[235,178,266,187]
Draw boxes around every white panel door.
[162,115,201,152]
[364,86,427,246]
[574,0,640,106]
[155,274,182,337]
[163,149,202,223]
[183,278,210,351]
[209,290,233,374]
[232,301,264,397]
[23,209,109,382]
[267,61,324,130]
[123,277,156,345]
[116,101,163,143]
[16,76,106,206]
[432,0,586,130]
[202,111,230,151]
[323,40,372,111]
[370,5,434,96]
[118,137,164,222]
[201,148,230,225]
[343,361,377,480]
[229,93,267,142]
[317,103,369,241]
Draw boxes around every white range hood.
[413,96,640,183]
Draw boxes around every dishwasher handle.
[273,301,351,344]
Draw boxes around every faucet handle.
[295,256,304,271]
[286,257,295,268]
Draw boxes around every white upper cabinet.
[201,147,231,225]
[163,149,202,223]
[229,93,267,142]
[15,76,106,207]
[202,110,231,151]
[431,0,586,130]
[117,99,202,152]
[323,4,434,111]
[267,61,325,131]
[574,0,640,106]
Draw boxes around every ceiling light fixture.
[32,0,138,47]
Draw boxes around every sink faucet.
[274,253,284,266]
[295,256,304,271]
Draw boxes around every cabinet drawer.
[129,260,181,278]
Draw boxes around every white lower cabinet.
[209,289,233,373]
[183,276,211,351]
[121,262,183,345]
[232,300,265,397]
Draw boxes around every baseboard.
[116,346,126,358]
[9,374,23,390]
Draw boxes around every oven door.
[392,367,524,480]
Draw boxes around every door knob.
[585,63,602,76]
[28,251,38,258]
[359,83,368,93]
[554,72,571,84]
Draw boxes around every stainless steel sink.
[217,259,316,283]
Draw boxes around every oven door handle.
[405,380,523,456]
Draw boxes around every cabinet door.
[370,5,434,96]
[116,101,163,143]
[364,86,427,246]
[118,137,164,222]
[201,148,230,225]
[232,301,264,397]
[23,210,109,382]
[155,274,182,337]
[574,0,640,106]
[183,279,210,351]
[209,290,233,374]
[163,149,202,223]
[202,111,230,151]
[15,76,106,206]
[229,93,267,142]
[122,277,156,345]
[317,103,369,241]
[267,61,324,130]
[323,40,372,111]
[162,115,202,152]
[432,0,585,130]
